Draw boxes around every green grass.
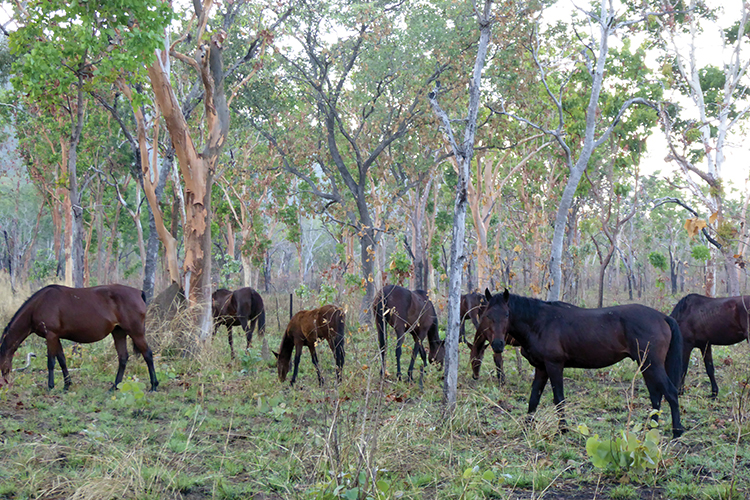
[1,291,750,499]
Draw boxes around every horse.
[466,306,520,387]
[374,284,445,381]
[460,292,487,344]
[480,289,684,439]
[274,304,345,386]
[212,287,266,359]
[669,293,750,398]
[0,284,158,391]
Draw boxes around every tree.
[499,1,663,301]
[429,0,493,412]
[649,0,750,296]
[9,0,173,288]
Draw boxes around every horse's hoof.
[672,427,685,439]
[709,393,718,400]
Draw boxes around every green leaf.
[482,470,496,482]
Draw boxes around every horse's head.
[429,339,445,365]
[470,288,510,379]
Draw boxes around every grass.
[1,287,749,499]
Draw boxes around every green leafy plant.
[388,249,412,285]
[691,244,711,262]
[578,419,663,475]
[319,283,338,305]
[647,252,667,272]
[117,378,146,407]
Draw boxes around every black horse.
[374,285,444,381]
[212,287,266,359]
[670,293,750,398]
[480,289,684,439]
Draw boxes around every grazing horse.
[460,292,487,344]
[275,305,345,386]
[480,289,684,439]
[670,293,750,398]
[212,287,266,358]
[374,285,445,381]
[0,284,158,391]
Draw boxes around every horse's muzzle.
[491,339,505,354]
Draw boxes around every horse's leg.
[45,337,63,390]
[679,343,694,395]
[527,367,548,414]
[290,343,304,386]
[492,351,505,387]
[643,368,684,439]
[240,316,253,347]
[111,333,129,391]
[56,348,71,390]
[394,324,407,380]
[132,335,159,391]
[309,344,324,386]
[701,344,719,399]
[246,317,257,350]
[545,362,568,432]
[227,325,235,360]
[407,338,422,382]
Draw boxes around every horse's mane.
[504,293,578,320]
[669,293,707,320]
[1,285,58,355]
[277,326,296,367]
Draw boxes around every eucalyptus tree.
[248,0,470,315]
[647,0,750,295]
[498,1,666,302]
[8,0,173,288]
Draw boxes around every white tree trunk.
[430,0,493,412]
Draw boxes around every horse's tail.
[664,316,683,390]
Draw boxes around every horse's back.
[673,294,749,345]
[28,285,145,342]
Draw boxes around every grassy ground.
[1,290,749,499]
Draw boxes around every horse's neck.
[0,320,33,362]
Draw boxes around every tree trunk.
[431,0,492,412]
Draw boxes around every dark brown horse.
[460,292,487,344]
[0,284,158,391]
[212,287,266,358]
[374,285,445,381]
[670,293,750,398]
[480,289,684,438]
[466,292,520,386]
[275,305,345,386]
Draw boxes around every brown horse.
[212,287,266,358]
[0,284,158,391]
[670,293,750,398]
[460,292,487,344]
[374,285,445,381]
[480,289,684,439]
[275,305,345,386]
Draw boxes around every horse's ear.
[272,351,279,359]
[503,288,510,302]
[484,288,493,302]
